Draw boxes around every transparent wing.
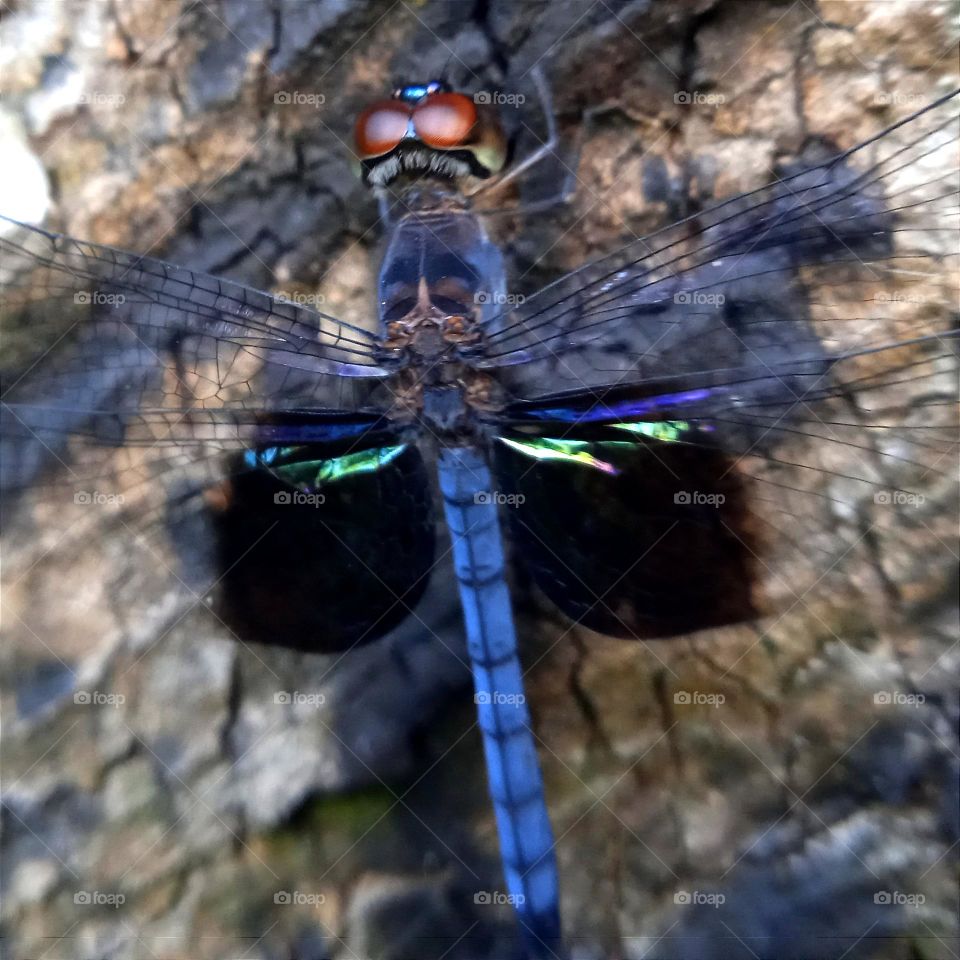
[481,88,957,391]
[482,90,958,638]
[0,216,398,505]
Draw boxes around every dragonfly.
[2,72,958,956]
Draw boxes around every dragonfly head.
[354,80,507,189]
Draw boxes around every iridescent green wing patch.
[497,420,693,475]
[249,444,407,489]
[492,424,759,638]
[213,441,433,652]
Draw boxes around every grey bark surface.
[1,1,958,958]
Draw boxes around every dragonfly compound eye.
[412,92,478,147]
[354,100,413,158]
[355,86,509,185]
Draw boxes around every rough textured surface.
[1,1,958,958]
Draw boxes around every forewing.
[1,216,392,502]
[482,89,957,393]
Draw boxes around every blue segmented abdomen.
[437,444,562,956]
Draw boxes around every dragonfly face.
[354,79,507,187]
[2,13,958,955]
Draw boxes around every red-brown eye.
[412,93,477,148]
[354,101,412,158]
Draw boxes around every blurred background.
[1,1,957,958]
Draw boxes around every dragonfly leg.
[474,68,604,218]
[496,65,562,189]
[468,66,564,202]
